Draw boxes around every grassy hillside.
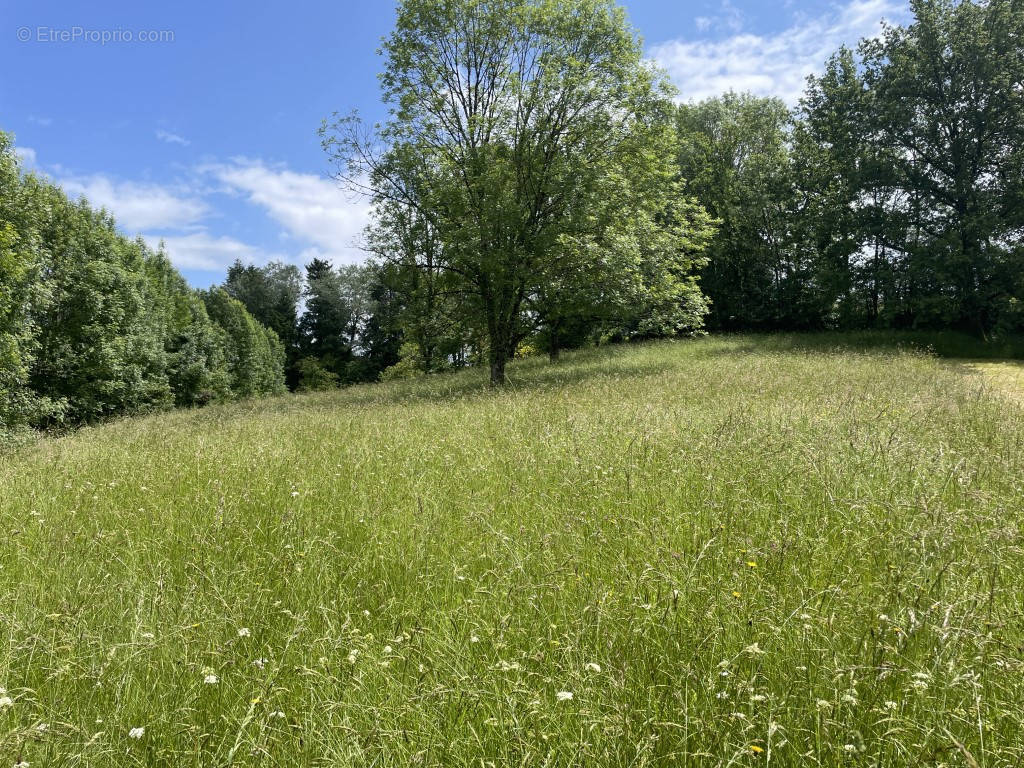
[1,336,1022,767]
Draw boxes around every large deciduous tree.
[322,0,713,384]
[859,0,1024,334]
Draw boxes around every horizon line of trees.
[4,0,1023,434]
[305,0,1021,387]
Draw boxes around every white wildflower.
[253,658,267,669]
[749,694,767,703]
[237,627,251,638]
[347,650,358,664]
[556,691,574,702]
[128,727,145,739]
[0,696,13,710]
[585,662,602,673]
[743,642,765,656]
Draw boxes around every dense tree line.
[217,257,402,390]
[309,0,1022,386]
[5,0,1021,436]
[679,0,1024,334]
[0,134,285,437]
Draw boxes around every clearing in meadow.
[0,335,1022,766]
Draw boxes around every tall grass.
[1,335,1022,766]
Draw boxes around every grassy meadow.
[1,335,1023,767]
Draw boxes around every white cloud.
[27,115,53,127]
[207,160,370,264]
[651,0,907,104]
[13,146,36,166]
[57,174,208,231]
[156,129,190,147]
[145,232,281,272]
[694,0,744,34]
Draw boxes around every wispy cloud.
[27,115,53,127]
[146,232,281,272]
[694,0,744,35]
[13,146,36,167]
[156,129,190,147]
[206,159,371,265]
[57,174,208,231]
[39,148,370,275]
[650,0,907,104]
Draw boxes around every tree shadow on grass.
[691,330,1024,361]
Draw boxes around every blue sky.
[2,0,908,287]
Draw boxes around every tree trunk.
[489,354,507,386]
[548,323,560,363]
[487,320,511,386]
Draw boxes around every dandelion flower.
[128,727,145,740]
[750,745,764,754]
[732,591,741,598]
[746,561,757,569]
[556,691,574,702]
[237,627,251,638]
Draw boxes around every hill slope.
[1,336,1022,766]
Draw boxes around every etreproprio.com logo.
[16,26,175,44]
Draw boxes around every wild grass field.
[1,335,1022,767]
